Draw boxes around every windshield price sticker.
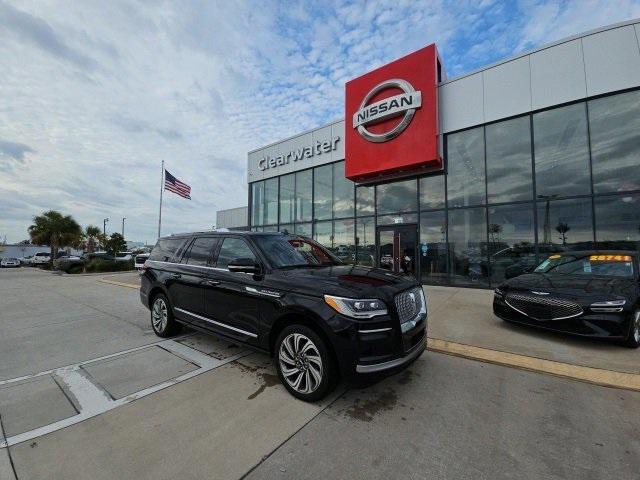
[589,255,631,262]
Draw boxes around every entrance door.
[377,225,418,277]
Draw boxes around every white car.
[115,252,133,262]
[18,255,33,265]
[1,258,21,268]
[32,252,51,265]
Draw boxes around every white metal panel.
[331,120,345,162]
[530,39,587,109]
[483,56,531,122]
[438,73,484,133]
[636,23,640,51]
[285,132,313,174]
[310,125,333,168]
[582,25,640,96]
[247,150,264,183]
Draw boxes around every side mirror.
[228,258,262,275]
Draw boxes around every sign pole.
[158,160,164,240]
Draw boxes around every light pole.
[537,195,557,244]
[122,218,126,237]
[103,218,109,237]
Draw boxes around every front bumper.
[356,338,425,373]
[493,294,632,339]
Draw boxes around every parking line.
[426,337,640,392]
[98,278,139,289]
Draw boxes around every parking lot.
[1,267,639,479]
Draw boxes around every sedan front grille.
[395,287,425,324]
[505,292,583,320]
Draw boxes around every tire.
[624,310,640,348]
[274,324,337,402]
[150,293,182,337]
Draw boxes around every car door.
[202,236,261,345]
[166,236,219,324]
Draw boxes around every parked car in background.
[494,251,640,348]
[32,252,51,265]
[115,252,134,262]
[134,253,150,270]
[0,258,21,268]
[19,255,33,266]
[54,254,85,273]
[141,231,427,401]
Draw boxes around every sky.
[1,0,639,244]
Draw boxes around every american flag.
[164,169,191,199]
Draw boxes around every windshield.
[253,235,342,268]
[534,254,634,278]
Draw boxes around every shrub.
[84,259,135,273]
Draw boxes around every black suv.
[140,231,427,401]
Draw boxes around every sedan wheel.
[625,310,640,348]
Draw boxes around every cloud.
[0,140,34,162]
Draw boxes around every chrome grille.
[505,292,583,320]
[395,287,424,324]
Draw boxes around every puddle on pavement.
[232,361,280,400]
[343,388,398,422]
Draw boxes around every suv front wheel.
[275,325,336,402]
[150,293,182,337]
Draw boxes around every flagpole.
[158,160,164,239]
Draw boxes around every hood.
[503,273,637,303]
[267,265,418,300]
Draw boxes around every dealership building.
[245,19,640,288]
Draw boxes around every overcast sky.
[1,0,639,244]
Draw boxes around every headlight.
[494,287,504,297]
[324,295,387,319]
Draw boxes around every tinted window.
[589,90,640,194]
[314,164,333,220]
[595,193,640,251]
[420,210,447,284]
[294,222,312,237]
[295,170,312,222]
[419,175,445,210]
[448,207,488,285]
[182,237,218,266]
[356,185,375,216]
[356,217,375,266]
[536,197,593,250]
[486,116,532,203]
[149,238,185,262]
[333,161,354,218]
[253,235,340,268]
[376,179,417,214]
[488,204,535,283]
[314,220,332,248]
[264,178,278,225]
[215,238,256,269]
[534,103,590,197]
[333,218,355,264]
[447,127,485,207]
[251,181,264,226]
[535,254,633,277]
[279,174,295,224]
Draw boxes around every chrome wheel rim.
[152,298,168,332]
[634,311,640,343]
[278,333,323,395]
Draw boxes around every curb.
[98,279,139,289]
[426,337,640,392]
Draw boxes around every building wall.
[216,206,248,229]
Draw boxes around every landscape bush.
[84,259,135,273]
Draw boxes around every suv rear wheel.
[625,310,640,348]
[150,293,181,337]
[275,325,336,402]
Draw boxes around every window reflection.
[333,162,354,219]
[448,207,488,285]
[447,127,485,207]
[595,194,640,251]
[356,217,375,266]
[295,170,312,222]
[420,210,447,284]
[251,181,265,226]
[488,204,535,282]
[534,103,590,197]
[313,220,332,248]
[294,222,312,237]
[486,116,532,203]
[279,174,295,224]
[536,198,593,251]
[589,90,640,194]
[264,178,278,225]
[333,218,355,264]
[377,213,418,226]
[376,179,417,214]
[356,185,375,216]
[419,175,445,210]
[314,165,332,220]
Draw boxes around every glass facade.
[249,89,640,287]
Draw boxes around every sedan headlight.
[324,295,387,319]
[494,287,505,297]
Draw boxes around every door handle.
[171,273,182,279]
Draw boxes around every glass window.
[251,181,265,226]
[182,237,218,266]
[487,204,536,283]
[419,210,447,284]
[313,220,333,248]
[263,225,278,232]
[264,178,278,225]
[215,237,256,269]
[356,217,375,266]
[279,174,295,224]
[448,207,488,285]
[376,179,417,214]
[253,236,340,268]
[314,165,333,220]
[589,91,640,194]
[149,237,186,262]
[486,116,532,203]
[333,161,354,218]
[447,127,485,207]
[333,219,355,264]
[295,170,312,222]
[377,213,418,226]
[534,103,590,197]
[595,194,640,251]
[419,175,445,210]
[537,198,593,251]
[295,222,312,237]
[279,223,294,234]
[356,185,375,216]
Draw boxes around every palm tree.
[84,225,102,253]
[556,222,571,246]
[28,210,82,263]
